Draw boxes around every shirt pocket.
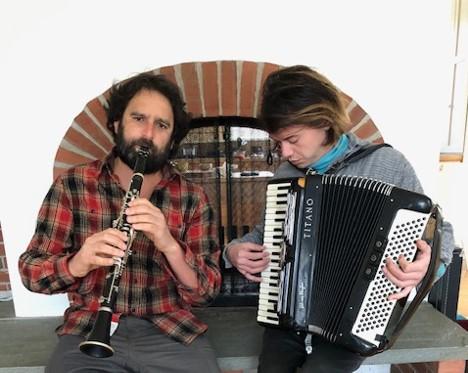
[72,209,115,246]
[166,207,186,241]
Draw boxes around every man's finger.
[238,259,269,273]
[239,269,262,282]
[388,286,412,301]
[244,243,267,252]
[415,240,431,254]
[244,250,269,261]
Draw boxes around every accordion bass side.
[258,174,441,356]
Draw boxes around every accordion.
[258,175,441,356]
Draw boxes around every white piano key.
[257,309,279,320]
[259,295,279,305]
[259,285,279,294]
[261,268,280,275]
[259,295,279,304]
[262,267,280,278]
[264,223,283,229]
[258,304,276,313]
[264,236,283,242]
[257,315,279,325]
[266,195,287,201]
[267,182,291,188]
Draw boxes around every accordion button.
[364,266,377,280]
[374,237,388,252]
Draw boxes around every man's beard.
[115,126,171,174]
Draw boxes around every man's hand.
[125,198,179,255]
[383,239,432,301]
[68,228,127,278]
[227,242,269,282]
[127,198,199,289]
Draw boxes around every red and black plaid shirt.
[19,153,221,344]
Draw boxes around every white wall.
[0,0,453,317]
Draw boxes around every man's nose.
[142,121,154,139]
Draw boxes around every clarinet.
[80,146,149,358]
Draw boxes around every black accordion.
[258,175,441,356]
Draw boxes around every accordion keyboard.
[257,181,291,325]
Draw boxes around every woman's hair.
[260,65,350,145]
[105,72,190,156]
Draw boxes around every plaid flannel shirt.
[19,153,221,344]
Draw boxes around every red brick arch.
[53,60,382,179]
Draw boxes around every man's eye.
[133,115,145,122]
[158,121,169,129]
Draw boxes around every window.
[441,0,468,161]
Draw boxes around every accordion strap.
[326,143,392,174]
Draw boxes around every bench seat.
[0,302,466,372]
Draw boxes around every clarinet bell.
[79,310,115,358]
[80,339,114,358]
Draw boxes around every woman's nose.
[280,142,293,158]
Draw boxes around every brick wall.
[0,224,11,291]
[0,60,383,306]
[53,61,382,180]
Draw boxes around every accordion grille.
[309,177,391,340]
[351,210,428,345]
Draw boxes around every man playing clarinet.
[19,72,222,373]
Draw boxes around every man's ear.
[113,121,119,135]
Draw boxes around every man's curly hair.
[105,72,190,157]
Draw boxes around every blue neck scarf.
[308,134,349,174]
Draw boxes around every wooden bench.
[0,302,466,373]
[0,250,465,372]
[204,303,468,372]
